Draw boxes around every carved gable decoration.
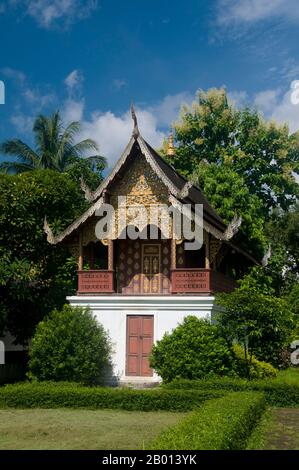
[107,155,171,239]
[110,154,169,207]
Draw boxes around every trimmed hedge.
[149,392,266,450]
[0,382,226,411]
[163,375,299,407]
[163,377,252,391]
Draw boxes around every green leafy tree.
[0,170,89,344]
[150,316,235,382]
[217,270,294,367]
[0,111,106,189]
[168,88,299,217]
[195,161,266,254]
[287,282,299,317]
[28,305,112,384]
[265,204,299,294]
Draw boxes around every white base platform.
[67,295,220,383]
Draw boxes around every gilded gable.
[109,155,169,207]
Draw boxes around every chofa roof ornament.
[178,180,193,199]
[80,175,94,202]
[43,217,55,245]
[262,245,272,267]
[222,213,242,241]
[131,102,139,139]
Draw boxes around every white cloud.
[227,90,248,107]
[60,92,193,166]
[254,89,280,113]
[280,59,299,81]
[270,91,299,133]
[62,99,85,123]
[0,67,26,84]
[1,68,55,108]
[65,70,84,93]
[217,0,299,25]
[10,114,34,134]
[112,79,126,91]
[253,86,299,133]
[1,66,57,135]
[80,108,165,166]
[23,87,55,107]
[1,0,98,29]
[148,92,193,127]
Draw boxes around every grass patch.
[0,408,186,450]
[247,408,299,450]
[149,391,266,450]
[274,367,299,384]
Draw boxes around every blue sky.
[1,0,299,166]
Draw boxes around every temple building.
[45,108,258,384]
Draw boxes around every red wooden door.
[126,315,154,376]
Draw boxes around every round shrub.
[150,316,235,382]
[233,344,278,379]
[28,305,112,385]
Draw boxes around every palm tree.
[0,111,106,173]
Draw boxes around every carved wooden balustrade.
[77,268,236,294]
[78,270,114,294]
[171,269,236,294]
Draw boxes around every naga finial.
[43,216,55,244]
[131,102,139,138]
[262,245,272,267]
[80,176,94,202]
[222,214,242,241]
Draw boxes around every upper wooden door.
[142,244,161,294]
[126,315,154,377]
[116,240,171,295]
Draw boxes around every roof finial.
[131,102,139,138]
[167,129,175,157]
[43,216,55,244]
[262,244,272,267]
[222,213,242,241]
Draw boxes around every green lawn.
[275,367,299,384]
[0,409,185,450]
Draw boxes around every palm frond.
[0,161,35,174]
[71,139,100,155]
[0,139,39,167]
[85,155,107,165]
[33,114,52,161]
[62,121,81,145]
